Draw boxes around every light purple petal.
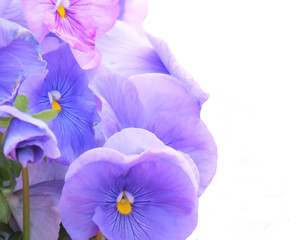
[7,180,64,240]
[130,74,217,195]
[103,128,199,191]
[89,74,146,140]
[104,127,165,155]
[0,0,28,27]
[96,21,168,76]
[118,0,150,31]
[96,21,208,107]
[146,33,209,107]
[0,0,12,16]
[14,161,68,191]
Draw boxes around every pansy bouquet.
[0,0,217,239]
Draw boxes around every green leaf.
[0,153,17,196]
[32,109,59,122]
[0,191,11,223]
[0,222,13,234]
[0,116,13,128]
[8,232,23,240]
[0,222,22,240]
[58,223,71,240]
[0,153,11,183]
[10,161,21,179]
[13,95,29,113]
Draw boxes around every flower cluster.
[0,1,217,240]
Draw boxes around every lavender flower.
[0,17,46,105]
[21,0,119,69]
[60,128,199,240]
[89,73,217,196]
[19,43,97,165]
[0,105,60,167]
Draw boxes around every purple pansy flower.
[0,17,46,105]
[60,128,199,240]
[96,21,208,108]
[19,43,97,165]
[0,105,60,167]
[89,73,217,196]
[7,180,64,240]
[21,0,119,69]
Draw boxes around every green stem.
[22,166,30,240]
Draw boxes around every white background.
[143,1,300,239]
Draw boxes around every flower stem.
[96,231,103,240]
[22,166,30,240]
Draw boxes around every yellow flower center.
[52,100,61,111]
[117,199,132,215]
[116,191,134,215]
[57,5,66,18]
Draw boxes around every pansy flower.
[0,17,46,105]
[19,43,97,165]
[60,128,199,240]
[0,105,60,167]
[89,73,217,196]
[21,0,119,69]
[96,21,208,108]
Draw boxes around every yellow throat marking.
[57,5,66,18]
[117,194,132,215]
[52,100,61,111]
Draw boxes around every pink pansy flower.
[21,0,119,69]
